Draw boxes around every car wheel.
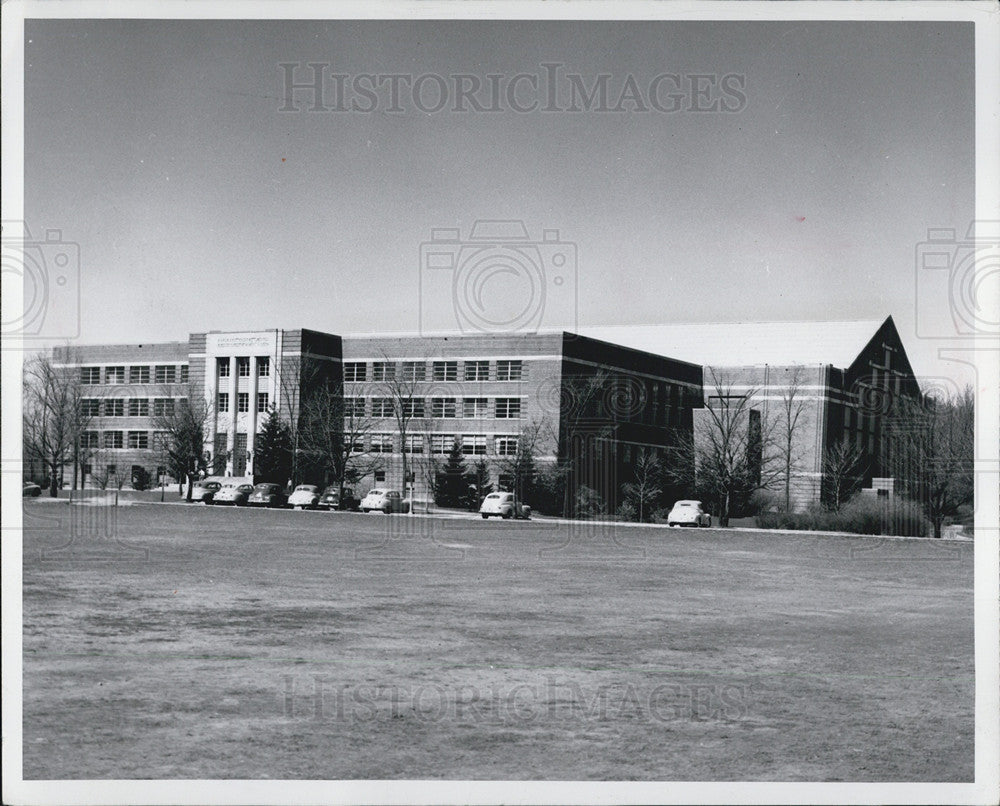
[501,510,512,520]
[481,513,489,519]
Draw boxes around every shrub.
[131,466,152,491]
[615,500,639,522]
[575,485,607,520]
[756,495,928,537]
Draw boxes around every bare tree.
[152,397,213,502]
[666,369,776,526]
[822,439,867,511]
[377,354,425,506]
[888,386,974,539]
[492,420,545,515]
[23,353,93,497]
[621,450,662,522]
[773,366,809,512]
[299,381,383,500]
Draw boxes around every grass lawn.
[21,501,974,781]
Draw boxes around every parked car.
[191,480,222,503]
[212,482,254,506]
[23,482,42,497]
[479,492,531,520]
[248,483,288,508]
[318,485,361,511]
[288,484,321,510]
[360,489,408,514]
[666,500,712,527]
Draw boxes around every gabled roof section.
[578,318,891,370]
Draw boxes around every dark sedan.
[247,483,288,508]
[318,485,361,511]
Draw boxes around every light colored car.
[288,484,321,509]
[212,482,254,506]
[23,482,42,497]
[360,489,408,514]
[666,500,712,527]
[191,480,222,503]
[479,492,531,520]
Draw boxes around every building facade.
[40,317,922,515]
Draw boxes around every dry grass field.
[21,500,974,781]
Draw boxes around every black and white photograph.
[2,1,998,804]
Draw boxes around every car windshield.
[321,487,339,495]
[486,493,501,499]
[295,485,318,492]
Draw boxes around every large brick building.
[43,316,922,514]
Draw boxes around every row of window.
[344,359,524,383]
[363,433,519,456]
[349,396,522,419]
[217,356,270,378]
[80,430,165,450]
[80,398,183,418]
[217,392,269,414]
[80,365,187,385]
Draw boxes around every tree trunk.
[186,475,194,502]
[48,462,59,498]
[933,517,943,539]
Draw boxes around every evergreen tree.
[254,413,293,486]
[469,458,493,511]
[435,439,470,508]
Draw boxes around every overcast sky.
[24,20,975,386]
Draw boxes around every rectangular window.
[401,362,426,382]
[374,470,386,483]
[431,397,457,418]
[237,392,250,413]
[218,358,231,378]
[345,397,366,418]
[80,431,100,449]
[404,434,423,454]
[463,397,489,419]
[496,360,523,381]
[257,393,269,413]
[257,357,270,377]
[82,463,93,478]
[464,360,490,381]
[371,398,394,418]
[218,393,229,413]
[106,464,118,478]
[236,357,251,377]
[153,398,175,417]
[495,436,519,456]
[432,361,458,382]
[129,365,150,384]
[370,433,394,453]
[431,434,457,455]
[155,365,177,384]
[372,362,395,381]
[103,431,124,449]
[401,398,425,418]
[80,367,101,385]
[180,365,189,383]
[344,362,366,382]
[461,435,487,455]
[80,399,101,418]
[127,431,149,449]
[104,399,125,417]
[495,398,521,419]
[128,398,150,417]
[105,366,125,384]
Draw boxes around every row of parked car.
[190,479,538,519]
